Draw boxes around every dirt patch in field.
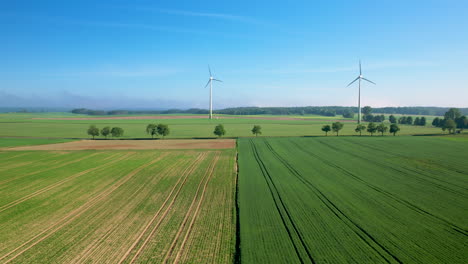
[4,139,235,151]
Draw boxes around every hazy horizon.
[2,1,467,109]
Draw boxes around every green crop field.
[0,113,446,139]
[238,136,468,263]
[0,149,236,263]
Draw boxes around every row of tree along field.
[87,124,261,139]
[83,109,466,139]
[87,125,124,139]
[71,106,468,117]
[322,122,400,136]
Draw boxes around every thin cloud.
[136,7,271,26]
[44,66,181,78]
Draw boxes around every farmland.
[0,148,236,263]
[238,136,468,263]
[0,113,443,139]
[1,112,467,263]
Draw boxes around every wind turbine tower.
[204,66,222,119]
[347,61,376,123]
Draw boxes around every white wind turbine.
[204,65,222,119]
[347,60,376,123]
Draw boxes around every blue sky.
[1,0,467,109]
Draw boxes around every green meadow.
[0,113,446,139]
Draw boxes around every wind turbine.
[347,61,376,124]
[204,65,222,119]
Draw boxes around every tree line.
[72,106,468,117]
[87,125,124,139]
[321,122,400,136]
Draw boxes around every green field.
[1,112,467,263]
[238,136,468,263]
[0,149,236,263]
[0,113,446,139]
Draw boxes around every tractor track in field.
[0,152,69,173]
[249,139,316,264]
[68,153,171,264]
[289,140,468,236]
[167,153,220,264]
[0,152,139,263]
[0,152,102,186]
[263,139,402,264]
[119,152,207,264]
[317,139,468,196]
[0,161,33,172]
[0,152,29,162]
[0,153,125,213]
[345,139,468,179]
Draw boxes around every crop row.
[0,149,236,263]
[238,137,468,263]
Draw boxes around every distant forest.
[69,106,468,117]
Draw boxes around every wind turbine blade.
[359,60,362,75]
[208,65,212,77]
[204,79,211,88]
[213,79,223,82]
[347,76,360,87]
[362,78,376,85]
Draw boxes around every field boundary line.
[168,152,221,264]
[118,152,207,264]
[0,152,138,263]
[0,153,121,213]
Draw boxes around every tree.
[251,125,262,136]
[367,122,377,136]
[456,116,468,131]
[432,117,441,127]
[362,106,372,116]
[321,125,331,136]
[157,124,170,138]
[146,124,158,139]
[376,123,388,136]
[355,124,366,136]
[101,126,111,139]
[363,114,374,122]
[398,116,406,124]
[443,119,457,134]
[389,115,397,124]
[342,110,354,118]
[406,116,413,125]
[87,125,99,139]
[110,127,124,137]
[214,124,226,137]
[414,117,421,126]
[389,124,400,136]
[420,117,426,126]
[444,108,461,120]
[332,122,344,136]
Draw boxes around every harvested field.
[3,139,235,151]
[0,149,236,263]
